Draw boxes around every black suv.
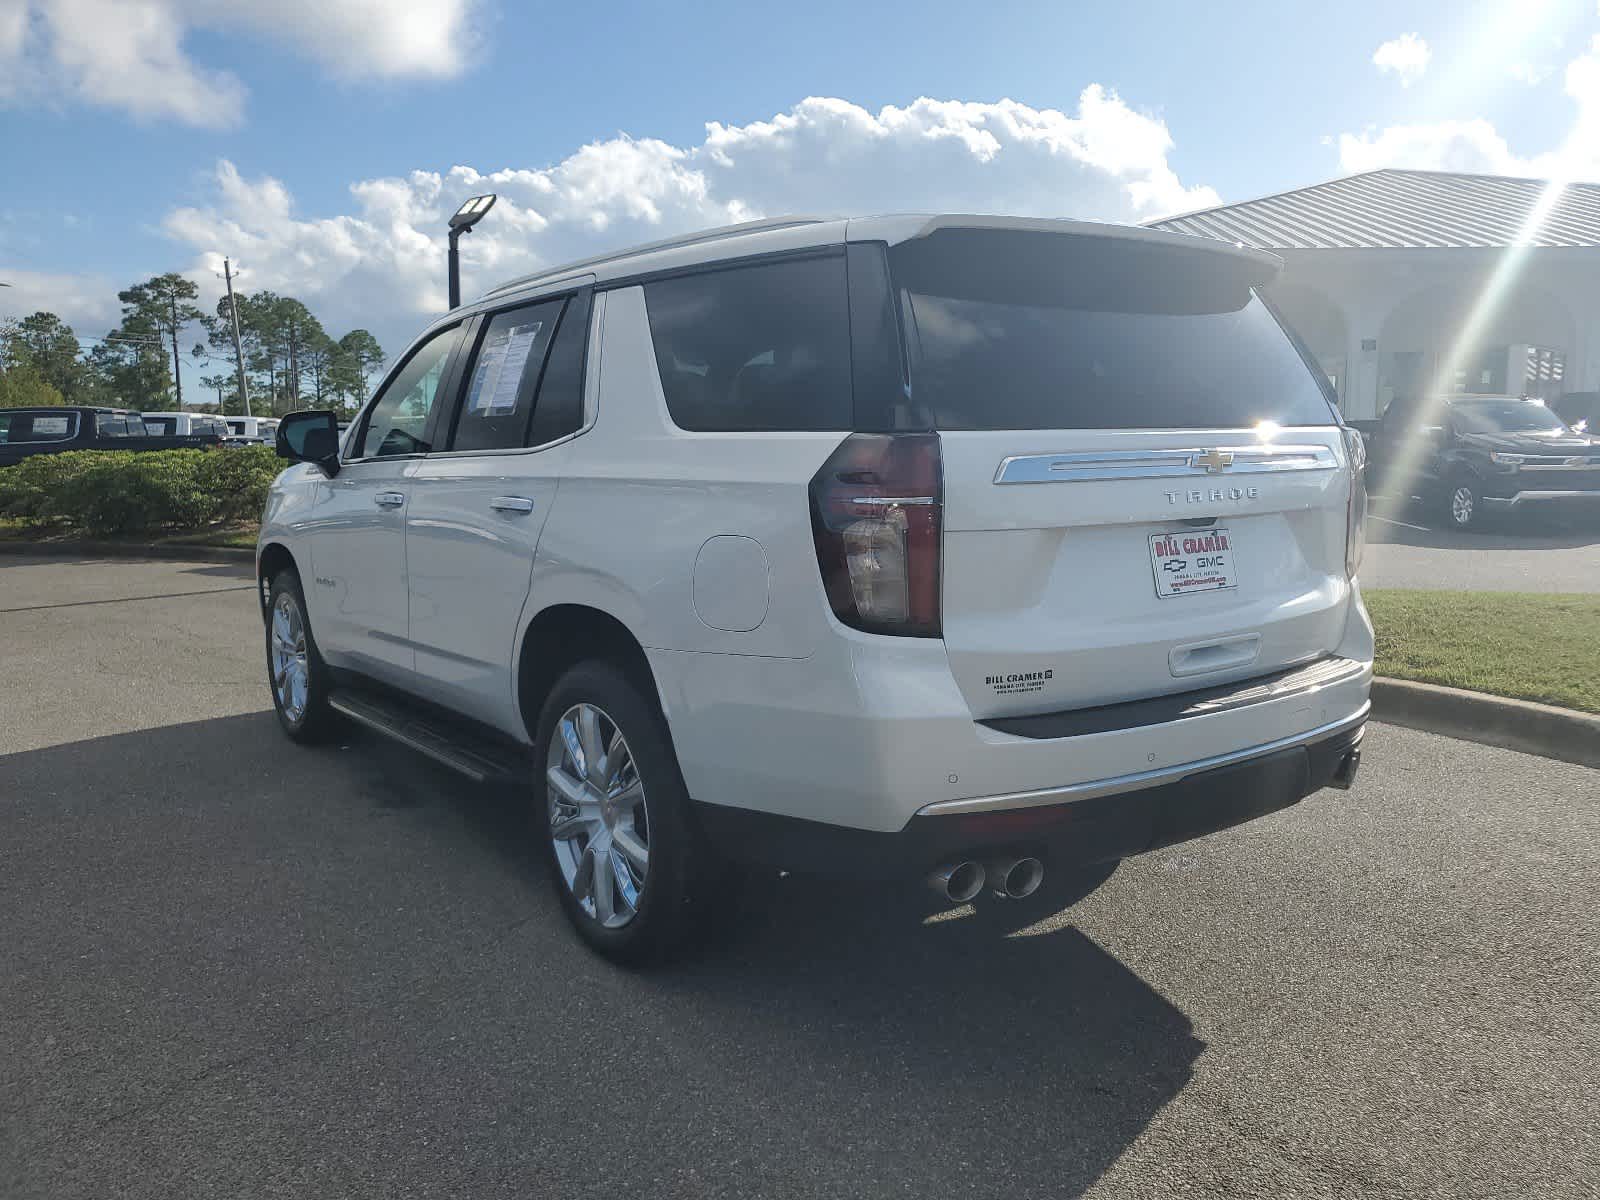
[1368,394,1600,530]
[0,406,224,466]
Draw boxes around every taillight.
[809,433,942,637]
[1342,426,1367,579]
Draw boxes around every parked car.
[222,416,279,443]
[0,405,224,465]
[1367,393,1600,529]
[258,214,1372,963]
[141,411,232,440]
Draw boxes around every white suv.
[259,214,1372,962]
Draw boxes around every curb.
[1371,677,1600,770]
[0,539,255,564]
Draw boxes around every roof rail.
[481,215,831,298]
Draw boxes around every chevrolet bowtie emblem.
[1193,448,1235,473]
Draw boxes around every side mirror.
[276,410,341,475]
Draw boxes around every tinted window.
[528,290,591,447]
[643,255,851,432]
[358,325,461,458]
[884,230,1336,431]
[96,414,139,437]
[0,411,77,442]
[450,299,563,452]
[144,417,177,435]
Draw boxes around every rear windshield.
[0,411,78,442]
[885,229,1337,431]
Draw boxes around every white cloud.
[1508,60,1555,86]
[0,267,118,333]
[1341,35,1600,179]
[0,0,477,127]
[156,91,1220,355]
[1372,32,1432,87]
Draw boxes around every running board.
[328,690,529,784]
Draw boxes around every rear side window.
[642,254,851,432]
[883,230,1336,431]
[144,417,176,435]
[451,299,564,452]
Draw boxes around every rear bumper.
[693,713,1366,879]
[1482,489,1600,510]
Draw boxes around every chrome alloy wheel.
[546,703,650,929]
[1450,485,1475,526]
[270,592,310,722]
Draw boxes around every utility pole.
[167,285,184,410]
[223,258,251,417]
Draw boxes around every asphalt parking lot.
[1362,504,1599,592]
[2,555,1597,1199]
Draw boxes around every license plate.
[1149,527,1237,597]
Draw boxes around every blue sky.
[3,0,1599,356]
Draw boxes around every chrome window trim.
[993,444,1339,484]
[917,703,1369,817]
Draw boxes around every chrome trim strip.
[993,445,1339,484]
[1483,489,1600,507]
[846,495,938,506]
[916,702,1370,817]
[1519,460,1600,471]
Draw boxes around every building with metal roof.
[1148,169,1600,421]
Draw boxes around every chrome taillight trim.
[993,445,1339,484]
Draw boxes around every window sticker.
[34,416,70,436]
[467,321,543,415]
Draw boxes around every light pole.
[447,194,497,309]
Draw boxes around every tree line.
[0,273,384,415]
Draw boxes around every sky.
[3,0,1600,365]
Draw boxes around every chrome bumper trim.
[1482,489,1600,508]
[917,702,1371,817]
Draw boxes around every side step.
[328,689,530,784]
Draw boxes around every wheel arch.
[516,604,665,741]
[257,541,298,618]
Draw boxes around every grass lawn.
[1364,589,1600,714]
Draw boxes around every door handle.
[490,496,535,514]
[374,491,405,508]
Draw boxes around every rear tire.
[265,568,338,743]
[534,661,716,965]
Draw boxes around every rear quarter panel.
[531,286,845,660]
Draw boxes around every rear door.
[879,227,1353,719]
[404,285,593,734]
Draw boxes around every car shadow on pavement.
[465,762,1205,1197]
[3,715,1201,1200]
[1368,502,1599,549]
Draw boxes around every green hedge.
[0,446,282,537]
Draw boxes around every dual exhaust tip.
[929,856,1044,904]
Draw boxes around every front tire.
[535,661,712,965]
[265,569,337,742]
[1445,479,1481,530]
